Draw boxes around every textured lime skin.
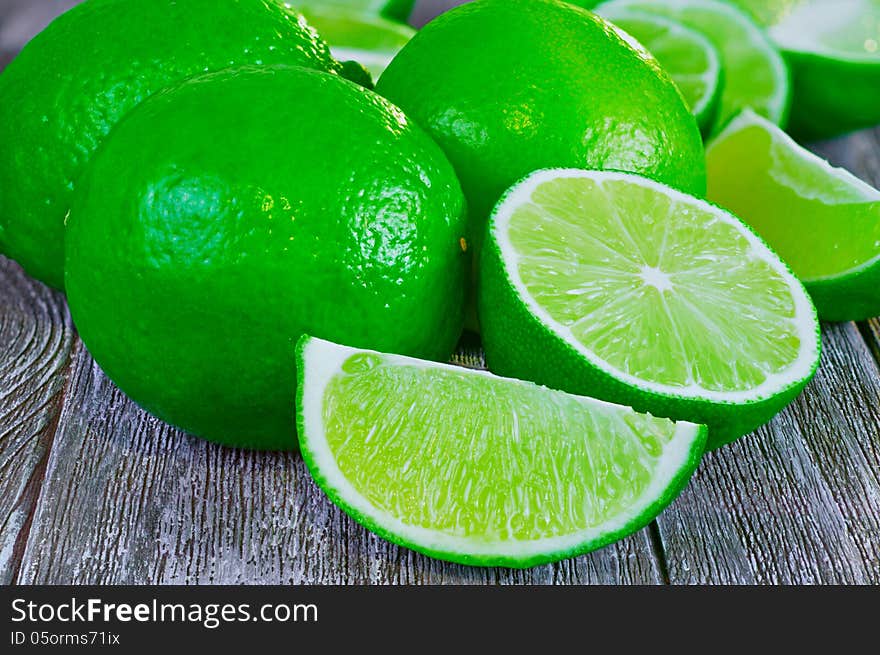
[296,336,708,569]
[478,175,821,450]
[0,0,343,289]
[375,0,706,243]
[64,66,468,450]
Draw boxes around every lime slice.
[727,0,880,139]
[706,109,880,321]
[597,0,790,133]
[300,8,415,80]
[297,336,706,568]
[479,169,821,449]
[601,9,723,134]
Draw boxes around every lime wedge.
[297,336,706,568]
[727,0,880,139]
[707,109,880,321]
[300,8,415,80]
[479,169,820,449]
[597,0,790,133]
[601,9,723,134]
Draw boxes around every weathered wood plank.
[655,323,880,584]
[17,344,663,585]
[0,257,75,584]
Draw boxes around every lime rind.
[600,9,723,131]
[297,335,707,568]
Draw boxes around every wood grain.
[17,343,663,585]
[0,257,75,584]
[655,323,880,584]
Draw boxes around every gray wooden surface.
[1,0,879,585]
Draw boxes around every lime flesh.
[479,169,820,448]
[598,0,790,132]
[297,336,706,568]
[707,109,880,320]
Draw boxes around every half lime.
[479,169,821,448]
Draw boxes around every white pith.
[493,168,820,404]
[709,109,880,282]
[300,337,702,559]
[600,8,722,118]
[597,0,790,123]
[768,0,880,61]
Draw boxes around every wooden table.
[2,1,879,586]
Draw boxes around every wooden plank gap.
[647,521,671,585]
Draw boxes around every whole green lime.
[0,0,343,290]
[375,0,707,241]
[64,65,468,450]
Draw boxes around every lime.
[300,7,415,80]
[726,0,880,139]
[64,66,468,450]
[0,0,344,290]
[707,109,880,321]
[294,0,416,22]
[297,336,707,568]
[376,0,706,249]
[600,8,724,134]
[598,0,790,133]
[479,169,821,449]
